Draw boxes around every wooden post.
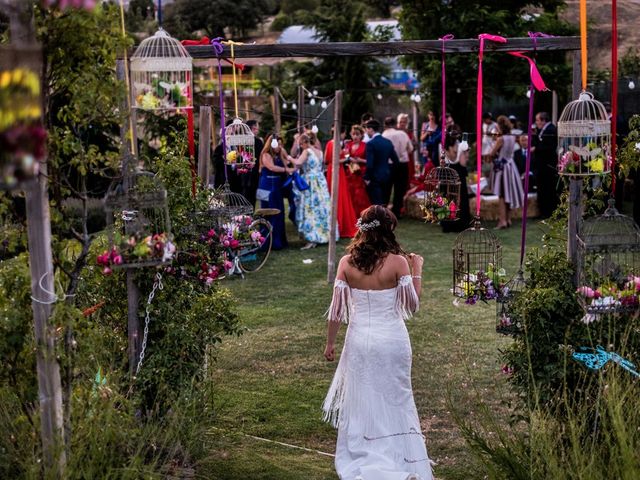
[327,90,343,283]
[273,87,282,135]
[568,178,582,286]
[572,51,581,99]
[116,59,142,375]
[297,85,304,133]
[411,99,419,169]
[3,0,66,473]
[198,104,212,188]
[552,90,558,124]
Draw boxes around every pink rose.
[577,286,596,298]
[113,255,123,265]
[230,239,240,249]
[436,196,445,207]
[102,266,112,276]
[223,239,230,247]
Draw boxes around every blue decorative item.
[572,346,640,377]
[283,171,310,191]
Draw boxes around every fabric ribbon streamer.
[580,0,588,90]
[211,38,228,184]
[611,0,618,195]
[508,34,550,268]
[476,34,507,217]
[439,34,454,152]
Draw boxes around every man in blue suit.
[363,119,399,206]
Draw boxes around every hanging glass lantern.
[557,91,611,177]
[452,217,504,304]
[496,269,527,335]
[225,118,256,173]
[100,168,174,272]
[422,152,461,223]
[0,45,44,190]
[576,199,640,321]
[130,28,193,112]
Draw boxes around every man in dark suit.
[363,119,399,206]
[532,112,559,217]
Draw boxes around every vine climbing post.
[327,90,343,283]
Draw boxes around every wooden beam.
[327,90,343,284]
[198,105,212,187]
[184,37,581,59]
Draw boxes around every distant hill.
[563,0,640,71]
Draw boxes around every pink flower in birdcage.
[207,229,216,239]
[224,260,233,271]
[250,231,262,243]
[102,266,112,276]
[230,239,240,249]
[112,254,123,265]
[501,364,514,376]
[435,195,445,207]
[577,285,597,299]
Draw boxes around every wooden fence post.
[411,99,419,168]
[297,85,304,133]
[273,87,282,135]
[327,90,343,283]
[3,0,66,474]
[568,50,583,286]
[198,104,212,188]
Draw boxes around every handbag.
[283,171,310,191]
[256,188,271,202]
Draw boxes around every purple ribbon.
[439,34,454,150]
[519,32,551,268]
[211,38,228,183]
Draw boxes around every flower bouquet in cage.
[456,264,506,305]
[558,142,611,175]
[421,191,457,223]
[577,276,640,322]
[135,76,190,111]
[96,232,176,275]
[0,67,44,188]
[225,119,256,174]
[219,215,266,252]
[169,228,226,286]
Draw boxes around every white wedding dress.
[323,275,433,480]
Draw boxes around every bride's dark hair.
[347,205,405,274]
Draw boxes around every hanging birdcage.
[496,269,527,335]
[130,28,193,112]
[557,91,611,177]
[100,170,175,271]
[576,199,640,319]
[225,118,256,173]
[207,183,254,224]
[422,152,461,223]
[0,45,44,190]
[452,217,504,304]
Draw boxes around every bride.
[323,205,433,480]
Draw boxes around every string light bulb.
[320,100,328,109]
[410,94,416,101]
[292,103,297,110]
[526,89,531,98]
[377,93,383,100]
[312,89,318,96]
[629,80,636,90]
[414,94,421,103]
[310,98,316,106]
[282,103,287,109]
[308,91,313,98]
[311,125,319,134]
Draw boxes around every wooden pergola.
[182,36,584,283]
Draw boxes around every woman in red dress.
[325,127,358,238]
[343,125,370,218]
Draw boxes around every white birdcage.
[130,28,193,112]
[557,91,611,177]
[224,118,256,173]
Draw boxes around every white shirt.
[482,121,497,155]
[382,128,413,163]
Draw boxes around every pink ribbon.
[476,34,507,217]
[508,52,549,92]
[439,35,454,150]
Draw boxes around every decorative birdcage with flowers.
[576,199,640,322]
[225,118,256,173]
[557,91,611,177]
[99,169,175,273]
[130,29,192,112]
[207,183,254,224]
[0,46,44,190]
[496,269,527,335]
[453,217,504,304]
[422,153,461,223]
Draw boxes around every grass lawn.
[202,216,546,479]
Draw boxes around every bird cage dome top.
[454,218,501,252]
[208,183,254,219]
[578,199,640,253]
[130,28,192,73]
[557,91,611,176]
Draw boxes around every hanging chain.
[135,272,163,376]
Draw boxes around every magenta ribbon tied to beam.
[439,34,454,149]
[475,34,507,217]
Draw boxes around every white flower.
[635,142,640,152]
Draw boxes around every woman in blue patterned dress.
[292,133,335,249]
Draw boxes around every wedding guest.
[531,111,559,218]
[441,134,471,233]
[364,119,399,207]
[325,125,357,238]
[291,133,334,249]
[397,113,417,179]
[420,110,441,167]
[361,112,374,142]
[488,115,524,229]
[481,112,498,164]
[257,135,295,250]
[513,133,536,191]
[344,125,370,217]
[383,116,413,217]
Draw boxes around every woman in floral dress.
[292,133,335,249]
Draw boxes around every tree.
[163,0,271,39]
[399,0,575,131]
[296,0,389,124]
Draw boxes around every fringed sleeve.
[326,279,352,324]
[395,275,420,320]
